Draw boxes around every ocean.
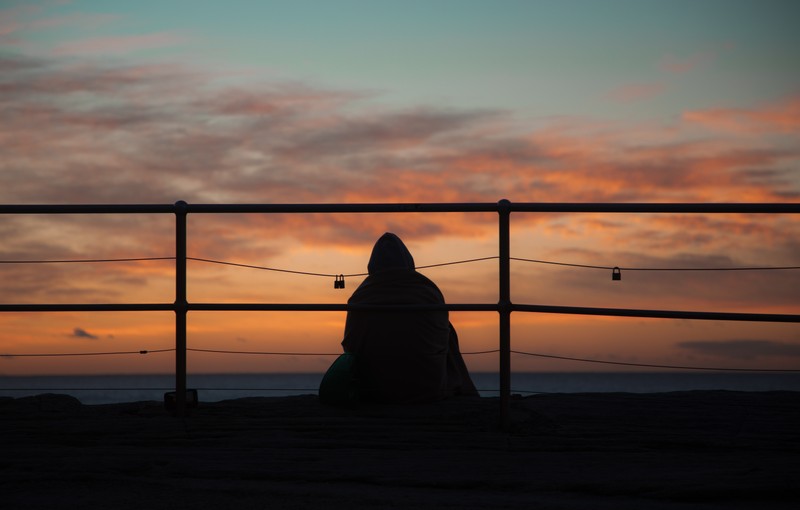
[2,372,799,405]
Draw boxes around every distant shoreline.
[2,371,800,406]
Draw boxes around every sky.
[1,0,799,376]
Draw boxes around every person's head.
[367,232,415,275]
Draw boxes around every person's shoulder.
[412,270,439,287]
[412,271,445,301]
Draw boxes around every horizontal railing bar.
[514,304,800,323]
[2,301,797,323]
[188,303,499,312]
[509,203,800,214]
[1,302,797,322]
[184,203,500,214]
[0,304,175,312]
[2,202,799,215]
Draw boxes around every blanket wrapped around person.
[320,232,478,405]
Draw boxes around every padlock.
[334,274,345,289]
[612,267,621,281]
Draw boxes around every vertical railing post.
[498,199,512,429]
[174,200,188,416]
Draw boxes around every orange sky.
[1,209,798,375]
[1,1,799,376]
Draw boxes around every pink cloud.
[3,51,797,217]
[683,95,800,134]
[604,82,666,103]
[52,32,189,56]
[28,12,120,31]
[0,5,118,45]
[1,52,798,257]
[0,5,37,35]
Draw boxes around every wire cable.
[461,349,501,355]
[188,348,338,356]
[510,257,800,272]
[187,257,340,277]
[510,350,800,372]
[0,257,174,264]
[2,254,797,274]
[416,256,498,270]
[188,255,499,278]
[4,346,796,373]
[0,348,175,357]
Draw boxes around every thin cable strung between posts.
[187,347,798,372]
[2,255,798,274]
[510,350,800,372]
[0,348,175,357]
[188,348,338,356]
[188,256,500,278]
[509,257,800,272]
[0,257,175,264]
[5,346,794,372]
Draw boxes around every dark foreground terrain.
[2,391,798,509]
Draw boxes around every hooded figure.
[340,232,478,403]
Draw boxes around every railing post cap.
[174,200,188,210]
[498,199,511,212]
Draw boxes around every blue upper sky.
[13,0,800,121]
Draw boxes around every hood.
[367,232,415,275]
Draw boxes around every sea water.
[1,372,799,405]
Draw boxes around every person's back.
[341,233,477,403]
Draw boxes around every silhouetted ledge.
[2,391,799,509]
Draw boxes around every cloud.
[604,43,733,105]
[0,4,36,39]
[71,327,98,340]
[2,51,797,211]
[677,340,800,360]
[1,50,799,312]
[683,95,800,134]
[52,32,189,56]
[0,4,118,47]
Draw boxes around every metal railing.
[2,200,800,426]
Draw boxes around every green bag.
[319,352,360,406]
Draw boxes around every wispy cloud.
[71,327,98,340]
[3,52,796,209]
[683,95,800,134]
[0,4,118,47]
[1,52,798,315]
[52,32,189,56]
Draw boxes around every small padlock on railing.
[334,274,345,289]
[612,267,621,281]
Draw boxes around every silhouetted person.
[337,232,478,403]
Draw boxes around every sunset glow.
[1,0,798,376]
